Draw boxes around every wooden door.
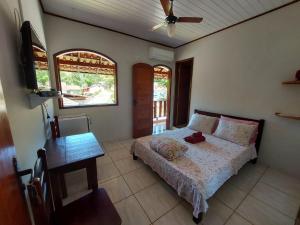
[173,58,193,127]
[132,63,154,138]
[0,80,32,225]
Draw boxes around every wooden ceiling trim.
[39,0,300,48]
[38,0,173,48]
[175,0,300,48]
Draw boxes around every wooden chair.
[51,115,91,138]
[50,116,60,139]
[27,148,122,225]
[27,149,54,225]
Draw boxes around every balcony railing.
[153,100,167,121]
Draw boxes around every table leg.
[49,172,63,211]
[58,173,67,198]
[86,158,98,191]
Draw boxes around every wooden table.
[44,132,104,210]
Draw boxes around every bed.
[131,109,264,223]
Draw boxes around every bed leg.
[251,158,257,164]
[133,152,138,160]
[193,212,204,224]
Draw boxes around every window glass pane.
[36,69,50,90]
[55,50,117,108]
[33,45,51,90]
[60,71,116,107]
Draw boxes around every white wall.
[0,0,53,170]
[20,0,46,47]
[19,0,55,120]
[44,15,175,141]
[175,3,300,178]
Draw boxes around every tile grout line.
[214,164,269,225]
[106,145,154,224]
[259,179,300,202]
[244,166,298,221]
[129,176,183,224]
[150,201,182,224]
[249,192,297,220]
[99,146,139,183]
[98,155,157,193]
[99,149,132,204]
[116,151,168,224]
[227,163,268,193]
[113,149,183,224]
[224,165,270,225]
[121,173,153,224]
[97,152,122,184]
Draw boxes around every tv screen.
[21,21,51,91]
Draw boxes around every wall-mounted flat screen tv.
[21,21,51,91]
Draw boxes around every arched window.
[54,49,118,108]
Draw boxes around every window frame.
[53,48,118,109]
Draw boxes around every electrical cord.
[42,103,50,119]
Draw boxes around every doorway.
[132,63,171,138]
[153,65,171,134]
[173,58,193,127]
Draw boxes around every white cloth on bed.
[131,127,257,217]
[150,137,188,161]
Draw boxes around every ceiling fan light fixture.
[167,23,176,37]
[153,0,203,37]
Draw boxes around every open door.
[0,80,32,225]
[132,63,154,138]
[153,65,172,134]
[173,58,193,127]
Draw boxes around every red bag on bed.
[184,132,206,144]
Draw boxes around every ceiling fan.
[152,0,203,37]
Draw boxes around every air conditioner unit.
[149,47,174,62]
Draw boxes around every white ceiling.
[41,0,295,48]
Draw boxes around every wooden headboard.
[194,109,265,155]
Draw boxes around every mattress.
[131,127,257,217]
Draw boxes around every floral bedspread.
[131,128,257,217]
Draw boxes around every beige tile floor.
[63,139,300,225]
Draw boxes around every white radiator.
[58,114,90,136]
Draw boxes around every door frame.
[153,64,172,130]
[0,83,32,224]
[173,58,194,127]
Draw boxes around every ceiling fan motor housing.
[166,15,177,24]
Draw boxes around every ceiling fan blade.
[177,17,203,23]
[152,21,167,31]
[160,0,170,16]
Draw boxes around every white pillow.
[213,118,257,146]
[187,114,218,134]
